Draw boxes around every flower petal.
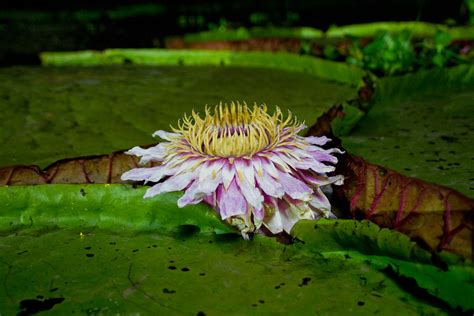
[279,201,315,234]
[304,135,330,146]
[126,144,168,164]
[308,188,331,212]
[152,130,181,140]
[234,159,264,210]
[144,170,198,199]
[222,161,235,190]
[278,171,313,201]
[263,200,284,234]
[177,181,203,207]
[256,173,284,198]
[256,156,279,178]
[197,160,225,193]
[309,150,339,164]
[121,166,163,182]
[217,181,247,219]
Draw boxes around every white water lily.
[122,102,343,238]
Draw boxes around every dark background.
[0,0,471,65]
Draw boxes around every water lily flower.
[122,102,343,238]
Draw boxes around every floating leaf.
[0,59,361,168]
[0,184,468,314]
[0,184,233,234]
[333,154,473,262]
[293,220,474,311]
[0,151,147,185]
[340,64,474,197]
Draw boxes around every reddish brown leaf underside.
[334,154,473,260]
[0,151,159,186]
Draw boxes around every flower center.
[173,102,300,158]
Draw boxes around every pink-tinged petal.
[298,172,344,187]
[288,148,313,160]
[253,206,265,221]
[293,157,336,173]
[278,171,313,201]
[121,166,163,182]
[276,152,298,170]
[126,144,168,164]
[308,188,331,212]
[279,201,316,234]
[144,170,198,199]
[256,173,284,198]
[177,181,203,207]
[304,135,330,146]
[122,165,177,184]
[264,200,284,234]
[309,150,339,164]
[152,130,181,140]
[252,157,284,198]
[330,175,344,185]
[234,159,264,209]
[217,181,247,219]
[146,165,178,183]
[326,148,345,155]
[234,159,256,187]
[203,193,216,206]
[174,157,204,175]
[197,160,225,193]
[222,161,235,190]
[268,154,291,172]
[255,156,279,178]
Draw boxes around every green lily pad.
[339,64,474,197]
[293,220,474,311]
[0,184,233,234]
[327,22,474,40]
[0,51,363,168]
[1,184,469,315]
[182,26,324,42]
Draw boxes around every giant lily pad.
[0,50,363,168]
[1,184,472,314]
[326,22,474,40]
[0,48,472,314]
[339,64,474,197]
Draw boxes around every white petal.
[268,154,291,172]
[308,188,331,212]
[234,159,264,210]
[126,144,168,164]
[280,202,315,234]
[217,182,247,219]
[121,166,163,181]
[147,165,177,183]
[234,159,255,187]
[152,130,181,140]
[278,171,313,201]
[256,172,284,198]
[263,202,284,234]
[222,162,235,190]
[304,135,330,146]
[144,170,198,198]
[177,181,203,207]
[256,156,279,178]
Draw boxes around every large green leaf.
[0,184,467,314]
[339,64,474,197]
[0,184,233,234]
[0,54,362,168]
[182,26,324,42]
[40,49,365,86]
[292,220,474,311]
[327,22,474,40]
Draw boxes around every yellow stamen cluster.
[172,102,301,158]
